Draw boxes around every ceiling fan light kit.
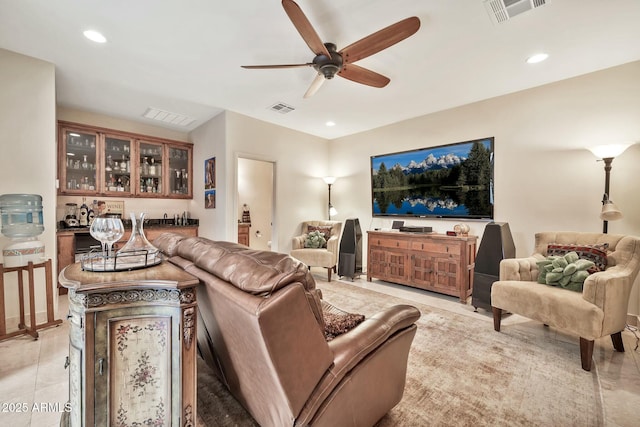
[242,0,421,98]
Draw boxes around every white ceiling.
[1,0,640,140]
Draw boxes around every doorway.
[237,157,275,251]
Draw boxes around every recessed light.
[526,53,548,64]
[83,30,107,43]
[326,121,336,127]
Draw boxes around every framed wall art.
[205,157,216,189]
[205,189,216,209]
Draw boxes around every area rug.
[197,279,604,427]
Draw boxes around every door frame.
[234,153,277,251]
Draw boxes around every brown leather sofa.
[154,232,420,427]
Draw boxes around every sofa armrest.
[326,235,339,257]
[297,304,419,424]
[582,265,634,313]
[328,304,420,377]
[292,234,307,250]
[499,257,541,282]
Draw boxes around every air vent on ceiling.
[484,0,548,24]
[142,107,196,127]
[268,102,295,114]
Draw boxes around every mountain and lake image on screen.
[370,137,494,219]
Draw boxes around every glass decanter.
[117,212,159,262]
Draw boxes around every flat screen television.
[370,137,494,219]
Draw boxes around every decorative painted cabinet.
[59,262,199,427]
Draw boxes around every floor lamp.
[589,144,630,233]
[323,176,338,220]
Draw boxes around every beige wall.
[188,112,227,241]
[329,60,640,314]
[189,111,330,252]
[0,49,57,322]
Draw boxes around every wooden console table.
[0,259,62,341]
[59,262,199,427]
[367,231,477,303]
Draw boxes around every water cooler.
[0,194,45,267]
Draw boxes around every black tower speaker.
[472,222,516,311]
[338,218,362,280]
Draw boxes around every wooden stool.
[0,259,63,341]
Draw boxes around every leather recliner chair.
[154,233,420,427]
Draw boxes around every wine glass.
[90,215,125,258]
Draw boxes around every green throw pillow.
[536,251,595,292]
[304,230,327,248]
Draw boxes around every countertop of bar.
[57,218,199,233]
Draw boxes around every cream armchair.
[491,232,640,371]
[291,220,342,281]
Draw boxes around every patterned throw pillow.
[308,225,332,239]
[546,243,609,273]
[323,311,365,341]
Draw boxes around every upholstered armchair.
[491,231,640,371]
[291,221,342,281]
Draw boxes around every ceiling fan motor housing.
[312,43,343,79]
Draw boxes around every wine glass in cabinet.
[59,127,98,194]
[138,141,164,196]
[168,145,192,198]
[102,134,133,196]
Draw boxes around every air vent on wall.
[484,0,548,24]
[142,107,196,127]
[268,102,296,114]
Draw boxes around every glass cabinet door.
[138,141,164,196]
[103,134,133,195]
[60,128,98,194]
[168,145,192,197]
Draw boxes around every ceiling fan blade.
[241,63,313,69]
[304,73,326,98]
[339,16,420,64]
[338,64,390,88]
[282,0,331,57]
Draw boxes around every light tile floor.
[1,275,639,426]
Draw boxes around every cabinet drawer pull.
[98,358,105,376]
[64,356,70,369]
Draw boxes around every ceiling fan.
[241,0,421,98]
